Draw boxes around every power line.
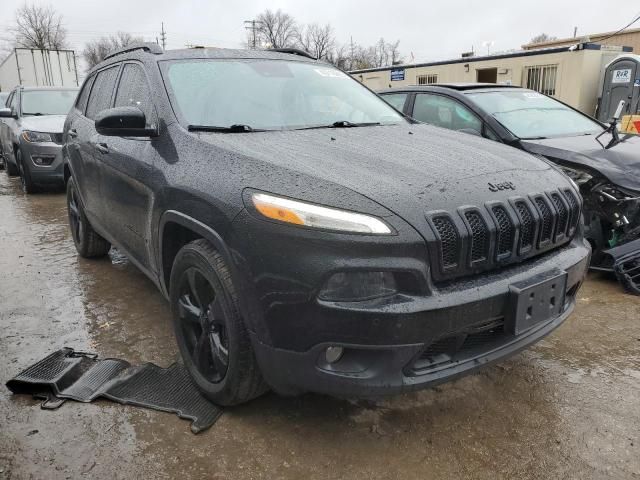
[595,11,640,43]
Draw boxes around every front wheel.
[170,239,267,405]
[66,177,111,257]
[5,149,19,177]
[17,148,39,193]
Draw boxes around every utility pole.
[573,26,578,38]
[244,20,261,49]
[160,22,167,50]
[350,36,355,71]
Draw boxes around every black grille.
[550,193,569,238]
[535,196,554,244]
[432,216,460,269]
[492,206,514,257]
[415,323,507,370]
[562,189,580,235]
[515,201,535,251]
[426,189,580,281]
[465,211,488,263]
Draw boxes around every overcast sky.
[0,0,637,66]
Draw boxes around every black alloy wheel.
[176,267,230,383]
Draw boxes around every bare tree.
[256,9,297,49]
[12,3,67,50]
[529,33,558,45]
[296,23,335,59]
[82,32,144,70]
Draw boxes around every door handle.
[93,142,109,154]
[68,128,77,138]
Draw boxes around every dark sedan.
[380,84,640,294]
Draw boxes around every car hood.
[520,133,640,193]
[20,115,66,134]
[196,123,570,229]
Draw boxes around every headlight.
[22,131,53,143]
[251,192,392,234]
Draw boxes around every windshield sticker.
[635,78,640,87]
[314,68,346,79]
[524,92,543,98]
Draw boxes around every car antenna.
[596,100,625,149]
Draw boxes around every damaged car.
[62,44,590,405]
[380,84,640,293]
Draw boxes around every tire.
[170,239,267,405]
[66,176,111,258]
[16,148,39,193]
[5,150,19,176]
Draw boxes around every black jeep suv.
[63,44,590,405]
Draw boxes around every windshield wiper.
[188,124,265,133]
[296,121,382,131]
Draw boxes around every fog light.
[31,155,55,166]
[319,271,397,301]
[325,346,344,364]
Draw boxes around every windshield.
[467,90,603,139]
[0,92,8,107]
[21,89,78,116]
[162,59,404,130]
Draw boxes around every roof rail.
[103,42,164,61]
[269,48,316,60]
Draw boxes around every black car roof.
[88,46,322,76]
[378,83,523,94]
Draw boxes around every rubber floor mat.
[6,348,222,433]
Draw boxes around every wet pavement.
[0,171,638,480]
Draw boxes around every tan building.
[522,27,640,54]
[351,43,633,116]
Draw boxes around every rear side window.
[413,93,482,134]
[382,93,408,112]
[75,75,95,114]
[86,65,120,120]
[114,63,155,124]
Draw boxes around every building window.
[525,64,558,96]
[417,74,438,85]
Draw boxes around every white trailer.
[0,48,79,92]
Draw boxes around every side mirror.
[95,106,157,137]
[0,107,15,118]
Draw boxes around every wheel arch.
[159,210,241,298]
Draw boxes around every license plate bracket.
[506,271,567,335]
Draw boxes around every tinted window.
[21,89,78,116]
[467,90,602,139]
[75,75,95,114]
[114,63,155,124]
[382,93,408,112]
[163,60,404,130]
[86,65,120,120]
[413,94,482,134]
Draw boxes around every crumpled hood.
[196,123,566,224]
[521,133,640,193]
[20,115,66,134]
